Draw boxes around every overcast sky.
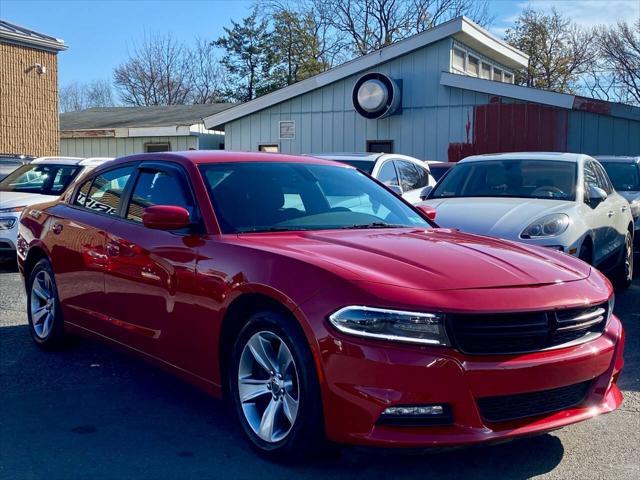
[3,0,639,89]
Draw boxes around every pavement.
[0,261,638,480]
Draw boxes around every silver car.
[596,156,640,250]
[420,152,635,289]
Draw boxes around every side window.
[126,170,194,223]
[85,166,134,215]
[74,178,93,207]
[583,162,598,203]
[411,164,430,189]
[377,161,400,189]
[396,160,423,191]
[594,163,613,194]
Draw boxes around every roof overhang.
[60,125,198,139]
[0,29,67,53]
[204,16,528,129]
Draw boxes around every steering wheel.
[531,185,564,197]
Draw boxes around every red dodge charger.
[17,151,623,459]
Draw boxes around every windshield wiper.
[239,227,298,233]
[341,222,406,229]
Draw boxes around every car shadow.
[0,324,565,480]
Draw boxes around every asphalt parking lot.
[0,263,638,480]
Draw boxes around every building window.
[452,48,466,71]
[467,55,479,76]
[481,62,492,79]
[503,72,513,84]
[366,140,394,154]
[492,68,503,82]
[259,144,279,153]
[145,143,170,153]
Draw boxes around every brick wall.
[0,42,60,156]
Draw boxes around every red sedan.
[17,151,623,459]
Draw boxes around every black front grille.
[477,381,592,423]
[448,303,608,355]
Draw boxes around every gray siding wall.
[224,38,488,160]
[567,111,640,156]
[61,135,199,157]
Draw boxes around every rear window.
[0,164,80,195]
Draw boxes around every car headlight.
[0,206,25,214]
[328,306,450,346]
[521,213,570,239]
[0,217,17,230]
[630,199,640,219]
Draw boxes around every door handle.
[106,242,120,257]
[607,210,615,218]
[51,223,63,235]
[621,205,628,213]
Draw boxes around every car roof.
[310,152,384,162]
[459,152,590,164]
[105,150,348,169]
[79,157,114,167]
[595,155,640,164]
[31,156,85,165]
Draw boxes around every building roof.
[440,72,640,122]
[60,104,236,131]
[203,16,528,129]
[0,19,67,52]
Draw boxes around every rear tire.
[612,231,633,291]
[27,258,66,349]
[228,309,326,461]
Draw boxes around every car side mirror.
[416,205,437,221]
[587,185,607,207]
[142,205,190,230]
[419,186,433,200]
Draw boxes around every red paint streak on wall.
[448,103,569,162]
[573,97,611,115]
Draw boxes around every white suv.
[312,153,435,204]
[420,152,634,289]
[0,157,112,258]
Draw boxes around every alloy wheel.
[238,331,300,443]
[30,270,56,339]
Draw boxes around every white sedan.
[0,156,112,258]
[420,152,635,289]
[312,153,435,204]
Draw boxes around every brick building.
[0,20,67,156]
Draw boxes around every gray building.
[203,17,640,161]
[61,103,234,157]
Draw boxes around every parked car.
[596,156,640,250]
[312,152,435,203]
[420,152,634,289]
[0,154,33,180]
[18,151,623,459]
[426,160,456,182]
[0,157,112,258]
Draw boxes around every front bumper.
[315,314,623,447]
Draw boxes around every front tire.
[229,309,326,461]
[612,231,634,291]
[27,258,66,348]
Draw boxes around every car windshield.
[200,162,430,233]
[430,159,577,201]
[600,162,640,191]
[0,161,24,180]
[0,164,81,195]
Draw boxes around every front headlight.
[0,206,25,214]
[521,213,570,239]
[630,199,640,219]
[328,306,450,346]
[0,217,17,230]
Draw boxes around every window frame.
[366,139,394,154]
[466,54,480,77]
[144,142,171,153]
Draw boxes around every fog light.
[379,404,452,426]
[0,217,16,230]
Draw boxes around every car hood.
[421,197,573,238]
[618,191,640,203]
[239,228,591,291]
[0,191,58,209]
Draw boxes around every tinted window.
[396,160,426,191]
[84,167,134,216]
[600,162,640,191]
[431,160,577,200]
[200,162,429,233]
[74,178,93,207]
[0,164,80,195]
[377,161,399,188]
[127,170,193,222]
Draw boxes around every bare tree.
[59,80,115,112]
[593,20,640,105]
[114,34,193,106]
[315,0,493,56]
[188,38,227,104]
